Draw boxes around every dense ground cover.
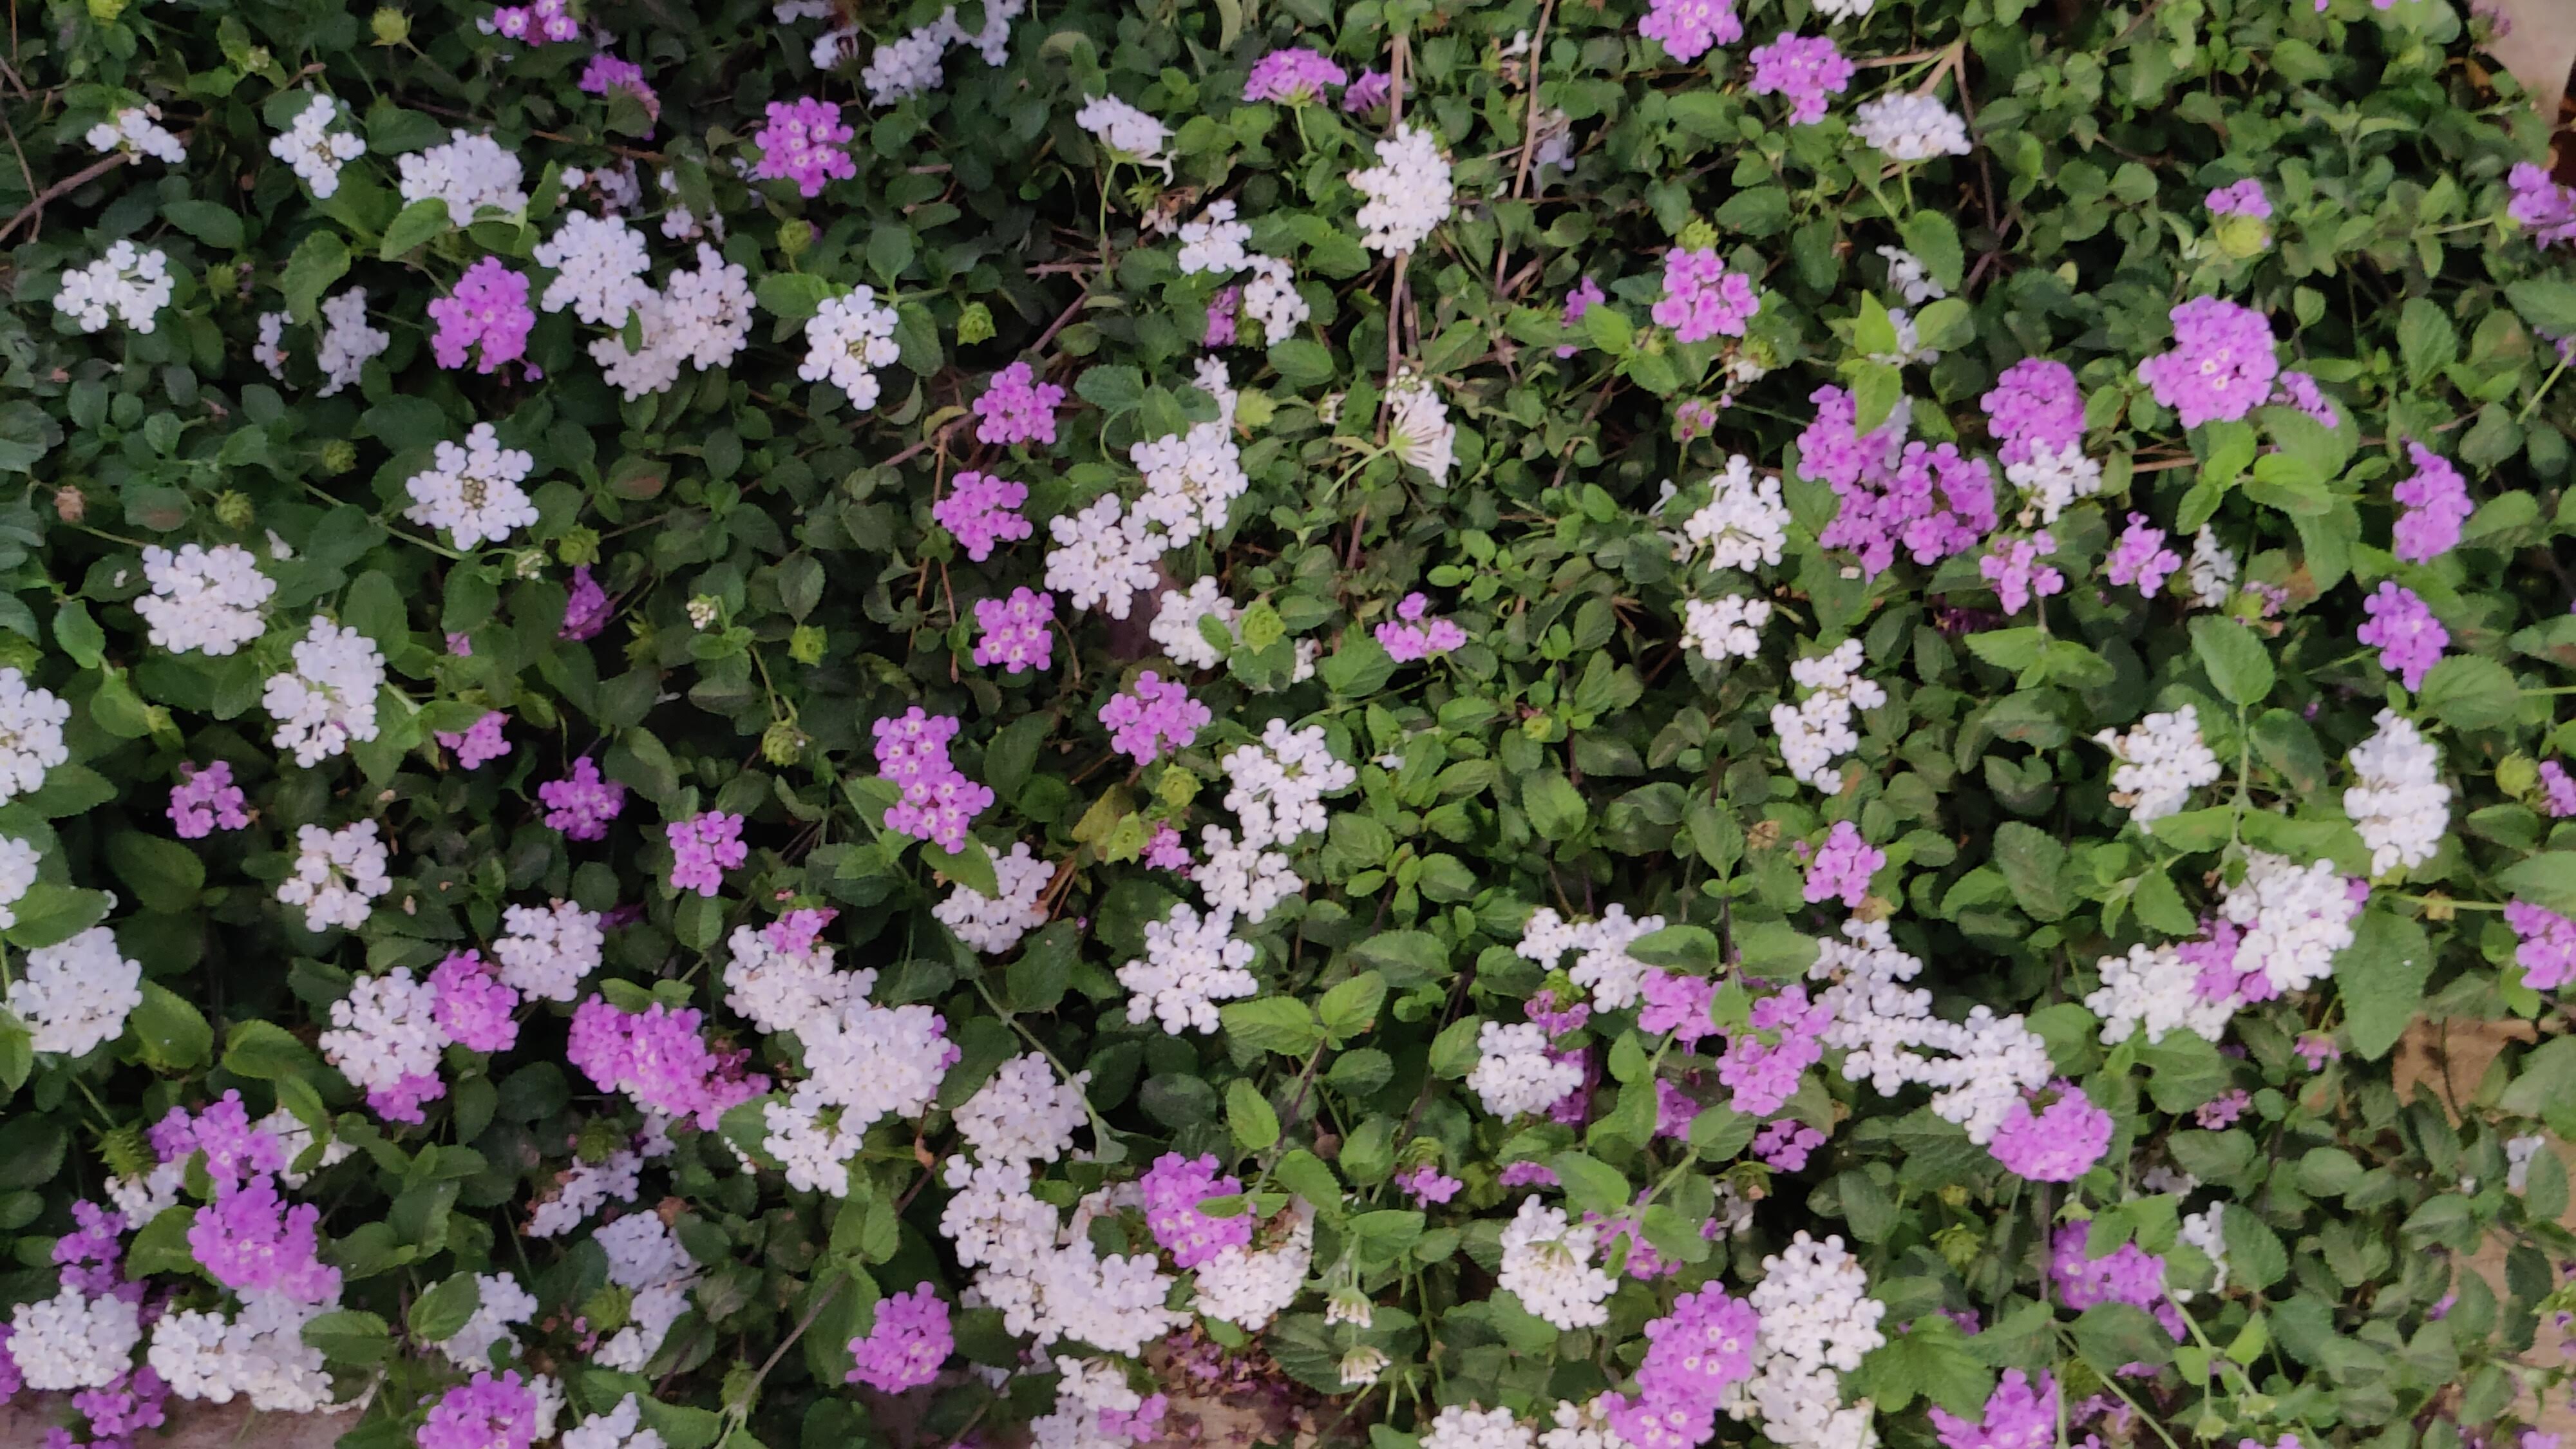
[5,0,2576,1446]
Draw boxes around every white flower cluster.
[12,1286,141,1390]
[2344,708,2449,876]
[406,421,540,549]
[934,842,1055,954]
[2177,1203,2226,1294]
[1151,576,1241,668]
[1426,1405,1537,1449]
[594,1213,697,1372]
[270,93,363,198]
[535,211,654,328]
[2187,526,2239,607]
[1388,370,1457,485]
[2007,441,2103,524]
[762,983,953,1196]
[1131,420,1251,549]
[1117,901,1257,1034]
[2217,851,2357,996]
[1770,640,1886,790]
[1074,95,1171,167]
[437,1271,538,1369]
[2510,1134,2551,1193]
[1497,1198,1615,1329]
[493,899,606,1002]
[954,1052,1090,1164]
[399,130,529,225]
[1350,124,1455,256]
[88,105,186,165]
[1468,1020,1585,1118]
[1683,595,1774,663]
[314,289,392,396]
[1193,1201,1315,1329]
[1195,355,1240,427]
[1877,246,1944,305]
[2086,942,2231,1045]
[1030,1356,1153,1449]
[723,922,868,1035]
[1680,456,1792,573]
[1043,495,1160,618]
[1519,904,1665,1010]
[6,927,143,1057]
[798,289,904,409]
[938,1160,1183,1354]
[527,1148,643,1238]
[263,618,385,766]
[150,1292,339,1413]
[564,1394,666,1449]
[1198,825,1301,924]
[849,0,1019,102]
[137,542,274,655]
[592,243,756,399]
[1242,254,1311,343]
[2094,704,2222,824]
[0,667,70,802]
[317,967,446,1104]
[1850,94,1972,160]
[1734,1233,1885,1449]
[55,242,173,333]
[1810,918,2049,1144]
[1221,720,1356,849]
[0,836,39,931]
[278,820,393,932]
[1537,1397,1622,1449]
[1177,200,1253,275]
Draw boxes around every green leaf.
[1898,212,1964,291]
[1266,338,1336,387]
[1316,971,1386,1041]
[164,200,245,250]
[2189,616,2274,705]
[2339,910,2430,1061]
[1911,297,1975,352]
[2417,655,2516,726]
[2222,1208,2290,1291]
[2071,1302,2175,1372]
[106,832,205,914]
[126,1203,201,1278]
[1848,1312,1991,1415]
[129,983,211,1072]
[409,1273,484,1344]
[754,272,838,322]
[2506,276,2576,337]
[1991,822,2070,922]
[2146,808,2235,853]
[2497,853,2576,916]
[920,835,999,898]
[1349,931,1447,986]
[1226,1078,1280,1151]
[281,231,352,323]
[378,198,451,259]
[1522,772,1588,840]
[2398,299,2459,388]
[1220,998,1324,1055]
[222,1019,319,1080]
[1549,1150,1631,1215]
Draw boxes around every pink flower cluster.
[2049,1223,2184,1339]
[2541,760,2576,817]
[1606,1285,1760,1449]
[1806,397,1999,576]
[666,811,748,896]
[2508,900,2576,990]
[2205,179,2271,218]
[1499,1160,1560,1188]
[430,950,521,1053]
[1980,357,2084,465]
[561,565,612,640]
[485,0,578,43]
[71,1365,168,1449]
[1140,1152,1251,1268]
[190,1172,341,1303]
[567,996,769,1129]
[873,708,993,852]
[419,1372,540,1449]
[1243,47,1348,103]
[1343,70,1392,113]
[2270,370,2340,428]
[933,471,1034,561]
[846,1283,954,1392]
[54,1200,128,1298]
[1638,0,1742,62]
[1558,276,1604,357]
[169,760,249,838]
[2106,514,2182,597]
[540,757,627,840]
[972,587,1056,673]
[1651,247,1759,343]
[1980,531,2065,614]
[2136,296,2278,428]
[1638,971,1715,1045]
[1376,593,1467,662]
[436,711,511,770]
[1987,1081,2112,1182]
[1144,825,1192,871]
[149,1092,285,1188]
[1746,33,1852,124]
[972,361,1065,447]
[1930,1370,2058,1449]
[1204,287,1240,347]
[1802,820,1884,908]
[2392,441,2472,563]
[1714,985,1830,1117]
[579,53,660,121]
[1100,672,1211,765]
[752,97,857,197]
[2196,1088,2251,1130]
[2357,582,2447,690]
[429,257,535,374]
[1396,1165,1464,1204]
[1753,1119,1824,1171]
[2509,162,2576,249]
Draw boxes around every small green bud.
[213,489,254,530]
[956,301,995,345]
[369,6,410,44]
[1233,389,1276,430]
[2212,213,2271,260]
[777,219,813,258]
[319,439,357,475]
[87,0,128,22]
[1676,217,1720,251]
[789,625,827,665]
[761,719,807,766]
[1155,764,1199,808]
[556,525,601,566]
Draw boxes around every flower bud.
[777,219,813,258]
[789,625,827,665]
[1337,1346,1388,1388]
[213,489,254,529]
[320,439,358,474]
[956,301,995,345]
[370,6,410,44]
[556,525,601,566]
[762,720,807,766]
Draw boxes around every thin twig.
[1492,0,1558,292]
[0,146,158,246]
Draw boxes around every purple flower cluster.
[665,811,748,896]
[1980,531,2066,614]
[1140,1151,1251,1267]
[1802,821,1884,908]
[2136,296,2278,427]
[972,361,1065,447]
[486,0,578,43]
[1396,1165,1464,1204]
[873,707,994,852]
[70,1366,168,1449]
[1637,971,1716,1045]
[1754,1119,1825,1171]
[1987,1081,2112,1182]
[1650,247,1759,343]
[540,757,627,840]
[189,1173,341,1303]
[2508,900,2576,990]
[1376,593,1468,662]
[2357,582,2447,690]
[2204,179,2271,218]
[169,760,249,838]
[2049,1224,2184,1338]
[54,1200,128,1297]
[578,53,659,122]
[1203,286,1240,347]
[1813,434,2000,580]
[1638,0,1743,62]
[1342,70,1392,113]
[752,97,857,197]
[1242,47,1348,104]
[1715,985,1830,1117]
[560,565,612,639]
[1558,276,1604,357]
[567,996,769,1129]
[429,257,535,374]
[1930,1369,2058,1449]
[2269,370,2340,428]
[1498,1160,1560,1188]
[846,1283,954,1392]
[1144,825,1191,871]
[417,1372,540,1449]
[1746,33,1852,124]
[972,587,1056,673]
[435,710,511,770]
[430,950,522,1053]
[2106,514,2182,597]
[933,471,1034,562]
[2541,760,2576,817]
[1980,357,2084,466]
[2392,441,2472,563]
[1100,672,1211,765]
[1606,1285,1760,1449]
[2196,1088,2251,1130]
[2509,162,2576,249]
